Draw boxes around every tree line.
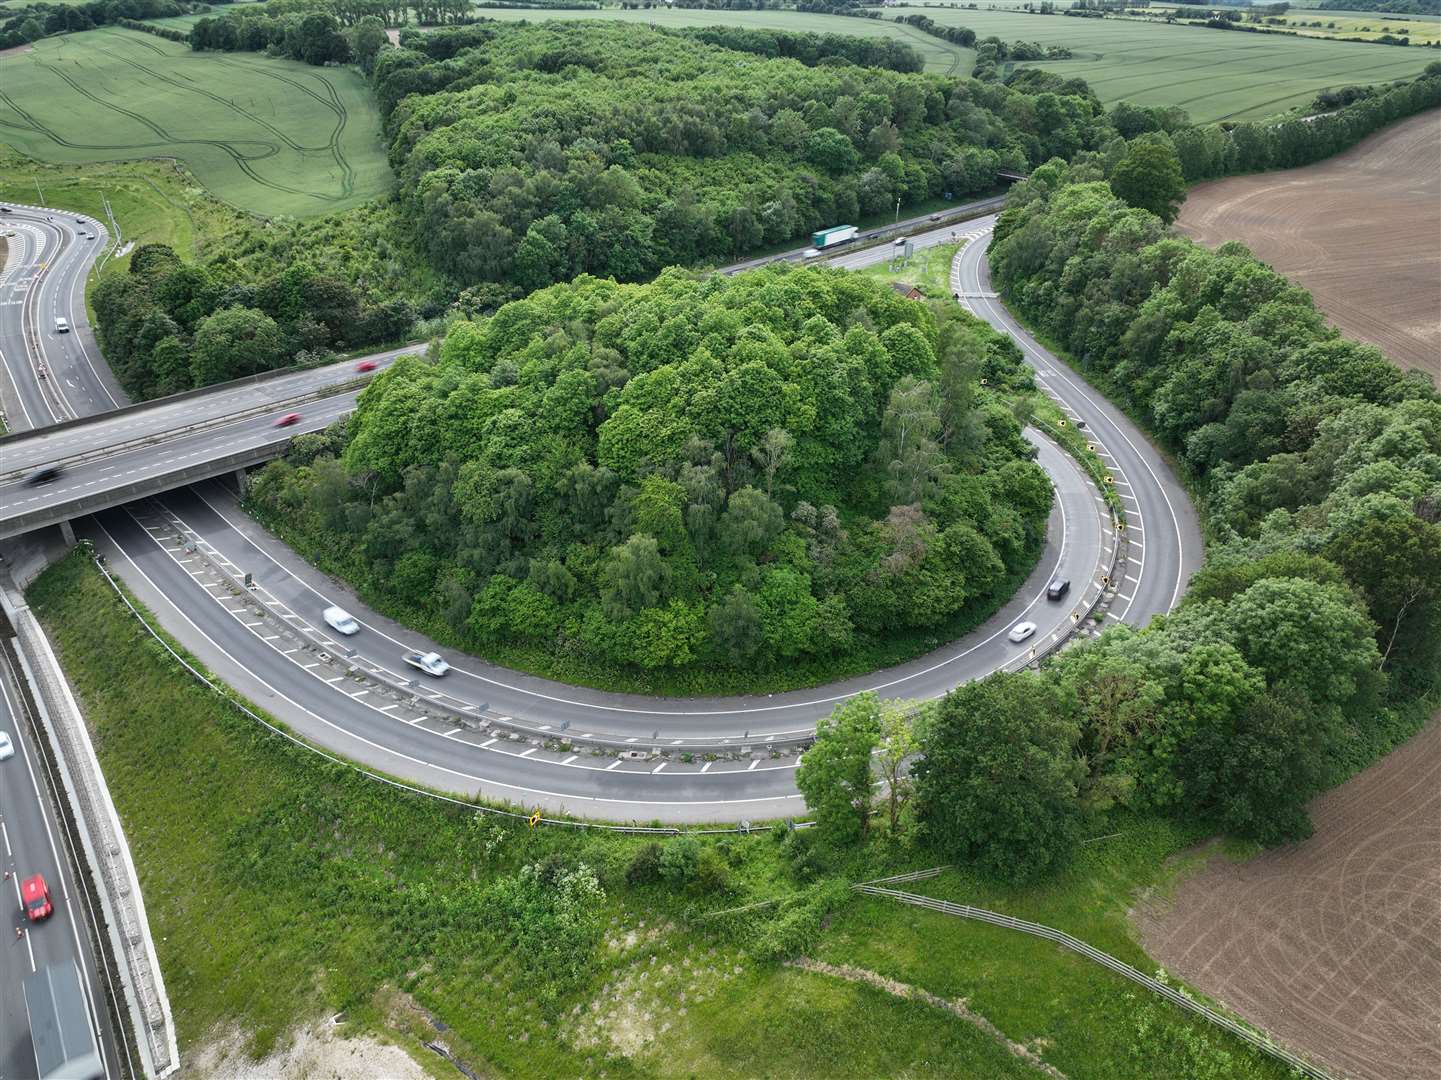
[0,0,219,49]
[893,13,1074,81]
[795,170,1439,882]
[247,267,1054,677]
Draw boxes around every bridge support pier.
[58,519,75,547]
[234,468,249,496]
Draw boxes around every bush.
[694,847,735,896]
[659,836,701,886]
[488,859,606,1004]
[625,841,663,885]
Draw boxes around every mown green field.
[474,6,1436,122]
[30,549,1297,1079]
[0,27,390,217]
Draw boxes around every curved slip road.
[0,205,127,429]
[4,203,1200,825]
[956,219,1204,625]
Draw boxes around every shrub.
[659,836,702,886]
[625,841,663,885]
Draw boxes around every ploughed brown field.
[1178,109,1441,378]
[1154,114,1441,1080]
[1134,720,1441,1080]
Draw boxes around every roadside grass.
[854,240,963,298]
[0,152,244,270]
[30,549,1300,1078]
[0,28,389,218]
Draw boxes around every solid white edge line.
[93,516,803,807]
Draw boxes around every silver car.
[1007,621,1037,644]
[403,651,450,677]
[323,606,360,635]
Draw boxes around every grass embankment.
[31,549,1298,1078]
[854,239,962,298]
[0,153,242,268]
[0,28,390,218]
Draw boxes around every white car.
[0,731,13,760]
[1007,621,1037,644]
[323,606,360,635]
[403,651,450,677]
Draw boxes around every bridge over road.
[0,350,414,542]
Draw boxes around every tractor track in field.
[93,29,355,200]
[0,29,363,208]
[115,30,355,187]
[0,41,350,206]
[207,53,357,199]
[887,21,968,77]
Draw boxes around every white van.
[54,317,69,333]
[323,606,360,635]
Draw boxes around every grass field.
[0,28,390,218]
[29,549,1300,1079]
[1143,4,1440,43]
[0,153,243,261]
[890,5,1438,120]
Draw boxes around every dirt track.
[1178,109,1441,378]
[1135,719,1441,1080]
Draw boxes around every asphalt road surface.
[0,206,132,1080]
[0,647,126,1080]
[0,206,126,429]
[954,218,1204,623]
[2,205,1201,827]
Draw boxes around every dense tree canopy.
[913,670,1085,883]
[92,244,416,398]
[376,22,1110,287]
[250,266,1052,674]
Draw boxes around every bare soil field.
[1178,109,1441,378]
[1134,719,1441,1080]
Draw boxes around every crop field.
[886,6,1438,120]
[1135,717,1441,1080]
[1149,5,1441,44]
[1178,107,1441,375]
[0,28,390,217]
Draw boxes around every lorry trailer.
[811,225,857,249]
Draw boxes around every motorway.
[0,207,130,1080]
[0,645,128,1080]
[0,206,127,429]
[0,206,1202,824]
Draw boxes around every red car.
[356,359,378,373]
[274,412,302,428]
[21,873,52,921]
